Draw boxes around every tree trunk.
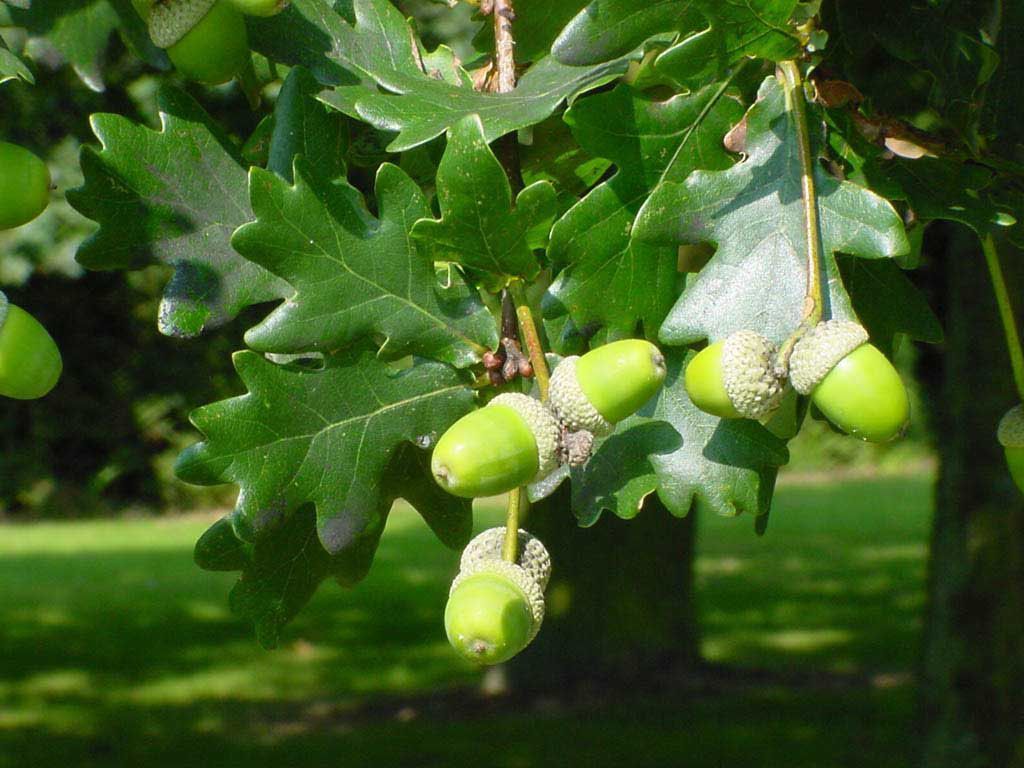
[509,486,700,692]
[918,227,1024,767]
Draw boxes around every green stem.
[509,280,550,401]
[503,487,526,562]
[982,233,1024,402]
[776,60,825,375]
[236,56,262,110]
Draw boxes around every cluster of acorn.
[686,321,910,443]
[429,324,916,664]
[432,339,667,664]
[133,0,287,85]
[0,142,62,400]
[431,339,668,499]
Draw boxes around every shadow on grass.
[0,474,932,768]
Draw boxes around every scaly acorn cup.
[789,320,909,443]
[685,330,786,420]
[460,527,552,591]
[548,339,667,436]
[431,393,560,498]
[997,406,1024,494]
[148,0,250,85]
[445,555,547,665]
[0,142,50,231]
[0,293,62,400]
[226,0,289,15]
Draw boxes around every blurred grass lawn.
[0,474,930,768]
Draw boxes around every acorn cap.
[547,356,614,436]
[721,330,786,419]
[997,405,1024,448]
[451,558,545,641]
[490,392,561,481]
[788,320,869,395]
[0,291,9,330]
[148,0,217,48]
[460,527,551,590]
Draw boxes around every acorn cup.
[0,293,62,400]
[431,393,560,498]
[789,320,909,443]
[548,339,667,436]
[997,405,1024,494]
[146,0,250,85]
[684,330,786,420]
[444,528,550,665]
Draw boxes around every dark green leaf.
[653,0,802,86]
[519,115,612,203]
[979,0,1024,159]
[194,443,471,648]
[570,419,681,525]
[831,0,999,148]
[68,87,288,337]
[863,155,1011,238]
[838,257,943,356]
[0,35,33,86]
[552,0,693,66]
[9,0,167,91]
[636,76,909,346]
[552,0,801,81]
[236,159,497,366]
[175,347,475,558]
[546,81,744,339]
[247,0,361,86]
[286,0,632,151]
[411,115,558,291]
[250,0,629,151]
[268,66,349,183]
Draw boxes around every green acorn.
[227,0,289,15]
[431,393,560,498]
[0,142,50,231]
[685,330,785,420]
[548,339,666,436]
[445,531,548,665]
[997,405,1024,494]
[148,0,250,85]
[0,294,62,400]
[789,320,909,443]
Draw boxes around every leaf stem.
[776,60,824,374]
[509,280,550,400]
[982,233,1024,402]
[503,487,526,562]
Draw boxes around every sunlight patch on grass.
[854,544,927,562]
[761,628,854,652]
[18,669,94,697]
[695,556,746,576]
